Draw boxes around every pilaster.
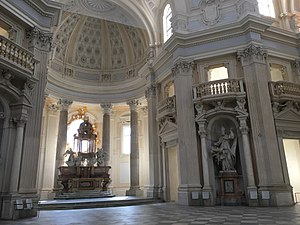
[172,60,202,206]
[237,44,293,206]
[145,78,162,198]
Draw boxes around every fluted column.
[9,117,27,193]
[237,44,293,206]
[126,100,143,196]
[146,83,161,198]
[101,104,112,166]
[53,99,72,191]
[172,60,202,205]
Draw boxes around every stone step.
[39,197,162,210]
[54,191,114,200]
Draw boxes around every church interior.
[0,0,300,220]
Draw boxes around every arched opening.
[163,4,173,43]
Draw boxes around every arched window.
[163,4,173,42]
[257,0,275,18]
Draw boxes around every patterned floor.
[1,203,300,225]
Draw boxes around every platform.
[38,196,162,210]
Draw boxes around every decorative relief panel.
[200,0,221,26]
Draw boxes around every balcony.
[157,95,176,119]
[193,78,245,103]
[269,81,300,102]
[0,35,35,77]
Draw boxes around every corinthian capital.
[172,60,194,77]
[101,103,112,115]
[237,44,268,65]
[26,26,53,51]
[127,100,140,111]
[58,99,73,111]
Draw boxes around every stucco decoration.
[200,0,221,26]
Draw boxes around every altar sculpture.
[58,118,111,194]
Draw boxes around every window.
[257,0,275,18]
[208,66,229,81]
[270,64,287,81]
[0,27,9,38]
[122,124,131,154]
[163,4,173,42]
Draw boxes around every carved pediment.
[274,108,300,122]
[159,120,177,135]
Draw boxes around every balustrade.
[0,35,35,73]
[157,95,176,118]
[269,81,300,100]
[193,79,245,101]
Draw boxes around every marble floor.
[1,203,300,225]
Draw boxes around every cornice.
[164,14,273,53]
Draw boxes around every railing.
[0,35,35,73]
[157,95,176,117]
[193,79,245,101]
[269,81,300,100]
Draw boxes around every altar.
[58,166,111,192]
[57,117,112,195]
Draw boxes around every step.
[39,197,162,210]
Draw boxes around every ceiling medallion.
[82,0,115,12]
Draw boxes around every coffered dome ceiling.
[47,0,152,103]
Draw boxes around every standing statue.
[211,126,237,171]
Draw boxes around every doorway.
[168,147,179,202]
[283,139,300,203]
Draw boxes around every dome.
[53,15,148,70]
[47,0,151,103]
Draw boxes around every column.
[101,104,112,166]
[172,60,202,205]
[146,83,161,198]
[161,142,169,201]
[9,117,27,193]
[237,115,258,205]
[237,44,293,206]
[53,99,72,191]
[126,100,143,196]
[197,119,214,205]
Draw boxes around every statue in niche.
[211,126,237,171]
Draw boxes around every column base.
[146,186,162,199]
[0,193,38,220]
[202,186,215,206]
[258,185,294,206]
[178,185,202,206]
[247,186,259,206]
[126,187,144,197]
